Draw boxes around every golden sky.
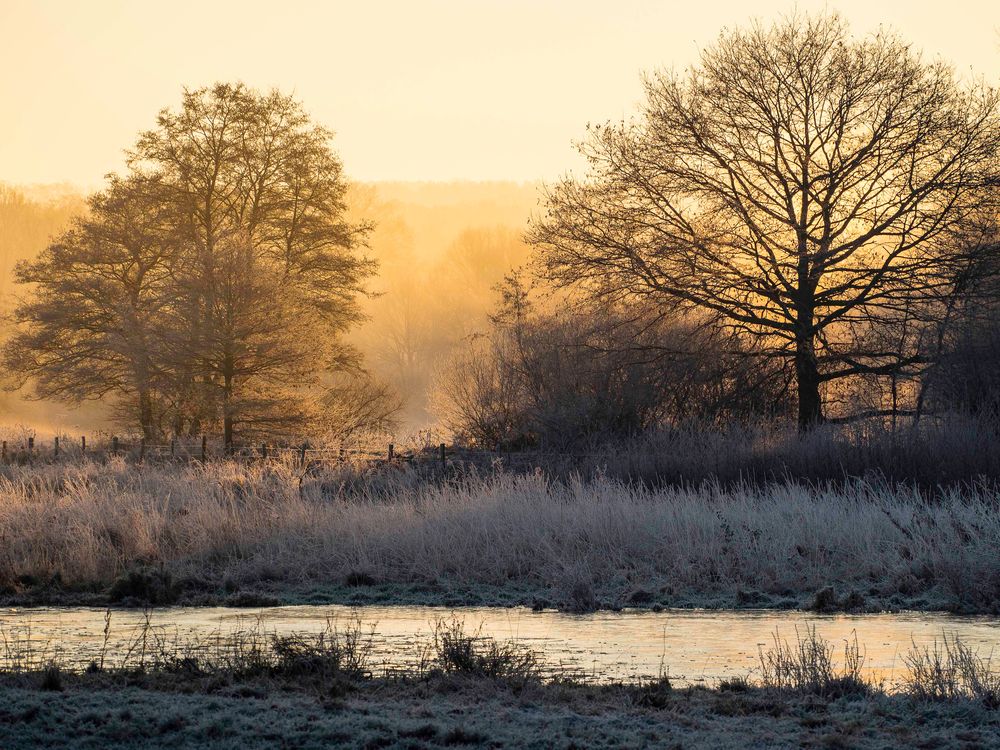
[1,0,998,186]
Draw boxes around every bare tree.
[5,84,383,445]
[529,13,1000,429]
[3,175,177,438]
[130,83,376,446]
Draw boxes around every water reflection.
[2,606,997,685]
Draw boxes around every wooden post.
[81,436,86,455]
[54,436,59,458]
[27,436,34,455]
[139,438,146,461]
[112,436,118,455]
[261,443,267,459]
[201,435,207,462]
[170,438,176,458]
[387,443,394,462]
[299,443,307,467]
[440,443,446,466]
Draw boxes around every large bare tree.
[5,84,385,445]
[529,14,1000,428]
[128,83,377,446]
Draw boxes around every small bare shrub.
[39,663,62,691]
[903,633,1000,707]
[430,618,540,683]
[758,627,869,698]
[269,619,373,681]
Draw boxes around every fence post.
[27,437,34,456]
[261,443,267,460]
[139,438,146,461]
[299,443,307,467]
[170,438,176,458]
[54,436,59,458]
[112,436,118,455]
[387,443,394,462]
[439,443,446,466]
[81,436,86,455]
[201,435,207,462]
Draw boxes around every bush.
[108,567,178,605]
[430,618,540,683]
[903,634,1000,707]
[39,664,63,691]
[758,627,870,698]
[435,284,786,448]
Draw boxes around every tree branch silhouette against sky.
[1,0,997,186]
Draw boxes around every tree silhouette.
[4,175,177,438]
[5,84,382,445]
[530,14,1000,428]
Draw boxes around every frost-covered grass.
[1,456,999,612]
[0,622,998,749]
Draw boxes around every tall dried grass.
[0,451,998,610]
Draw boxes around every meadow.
[2,420,998,614]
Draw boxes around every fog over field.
[0,180,538,435]
[2,3,1000,748]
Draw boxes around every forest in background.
[0,179,537,436]
[2,15,999,450]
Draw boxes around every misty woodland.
[3,11,1000,750]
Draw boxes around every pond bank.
[1,574,987,616]
[4,677,997,749]
[3,604,998,686]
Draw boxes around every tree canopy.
[529,14,1000,428]
[4,84,385,444]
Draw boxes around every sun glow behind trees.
[1,11,999,441]
[3,85,380,446]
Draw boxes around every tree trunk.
[223,370,233,453]
[794,332,823,430]
[138,390,155,441]
[795,239,823,430]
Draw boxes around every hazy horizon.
[2,0,998,187]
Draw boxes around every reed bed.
[0,453,998,611]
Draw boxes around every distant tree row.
[0,185,84,310]
[6,13,1000,444]
[3,84,395,446]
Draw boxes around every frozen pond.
[2,605,998,686]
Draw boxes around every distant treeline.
[4,13,1000,447]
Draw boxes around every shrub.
[108,568,177,606]
[430,618,540,683]
[758,627,870,698]
[903,634,1000,707]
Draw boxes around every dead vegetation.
[0,444,998,613]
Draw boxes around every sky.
[1,0,998,187]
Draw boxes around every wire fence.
[0,434,605,471]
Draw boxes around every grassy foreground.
[0,620,997,749]
[1,452,999,613]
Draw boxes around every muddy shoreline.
[0,577,985,616]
